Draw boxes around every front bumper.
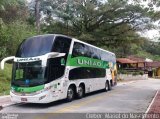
[10,90,60,104]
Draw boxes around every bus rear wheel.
[67,86,75,102]
[77,85,85,99]
[105,81,111,91]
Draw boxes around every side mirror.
[0,56,15,70]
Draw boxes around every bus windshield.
[12,61,47,87]
[16,35,55,58]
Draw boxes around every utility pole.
[35,0,40,33]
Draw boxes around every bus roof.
[28,34,115,56]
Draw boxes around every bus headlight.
[36,86,52,94]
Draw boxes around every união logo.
[77,59,102,67]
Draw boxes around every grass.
[0,64,12,96]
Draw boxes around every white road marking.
[145,90,158,113]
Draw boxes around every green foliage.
[0,21,37,59]
[136,41,160,61]
[139,71,144,75]
[142,41,160,57]
[39,0,159,58]
[118,69,128,74]
[0,0,28,23]
[0,0,37,59]
[132,71,144,76]
[132,72,139,76]
[0,64,12,95]
[0,0,18,10]
[118,69,144,76]
[0,0,159,61]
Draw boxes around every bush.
[0,64,12,95]
[0,20,37,59]
[132,71,144,75]
[139,71,144,75]
[132,72,139,76]
[118,69,144,76]
[118,69,129,74]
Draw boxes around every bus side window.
[72,42,85,57]
[52,36,71,53]
[91,48,100,60]
[69,67,106,80]
[85,45,92,58]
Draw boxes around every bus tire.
[66,86,75,102]
[110,80,113,87]
[77,84,85,99]
[108,81,112,91]
[105,81,111,91]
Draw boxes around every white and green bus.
[1,34,117,103]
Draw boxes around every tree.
[0,0,37,59]
[35,0,40,33]
[25,0,160,58]
[0,0,28,23]
[38,0,159,55]
[0,20,37,59]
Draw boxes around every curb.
[0,95,15,110]
[145,90,158,113]
[2,102,15,107]
[0,102,16,111]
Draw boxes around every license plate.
[21,98,27,101]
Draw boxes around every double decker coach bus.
[1,34,117,103]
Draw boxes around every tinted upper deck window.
[16,35,54,57]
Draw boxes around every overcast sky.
[136,0,160,41]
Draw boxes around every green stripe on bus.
[11,85,44,93]
[67,55,109,69]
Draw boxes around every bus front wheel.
[67,86,75,102]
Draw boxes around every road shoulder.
[0,95,15,110]
[146,90,160,113]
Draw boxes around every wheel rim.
[78,86,83,97]
[68,88,73,100]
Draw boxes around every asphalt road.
[0,79,160,119]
